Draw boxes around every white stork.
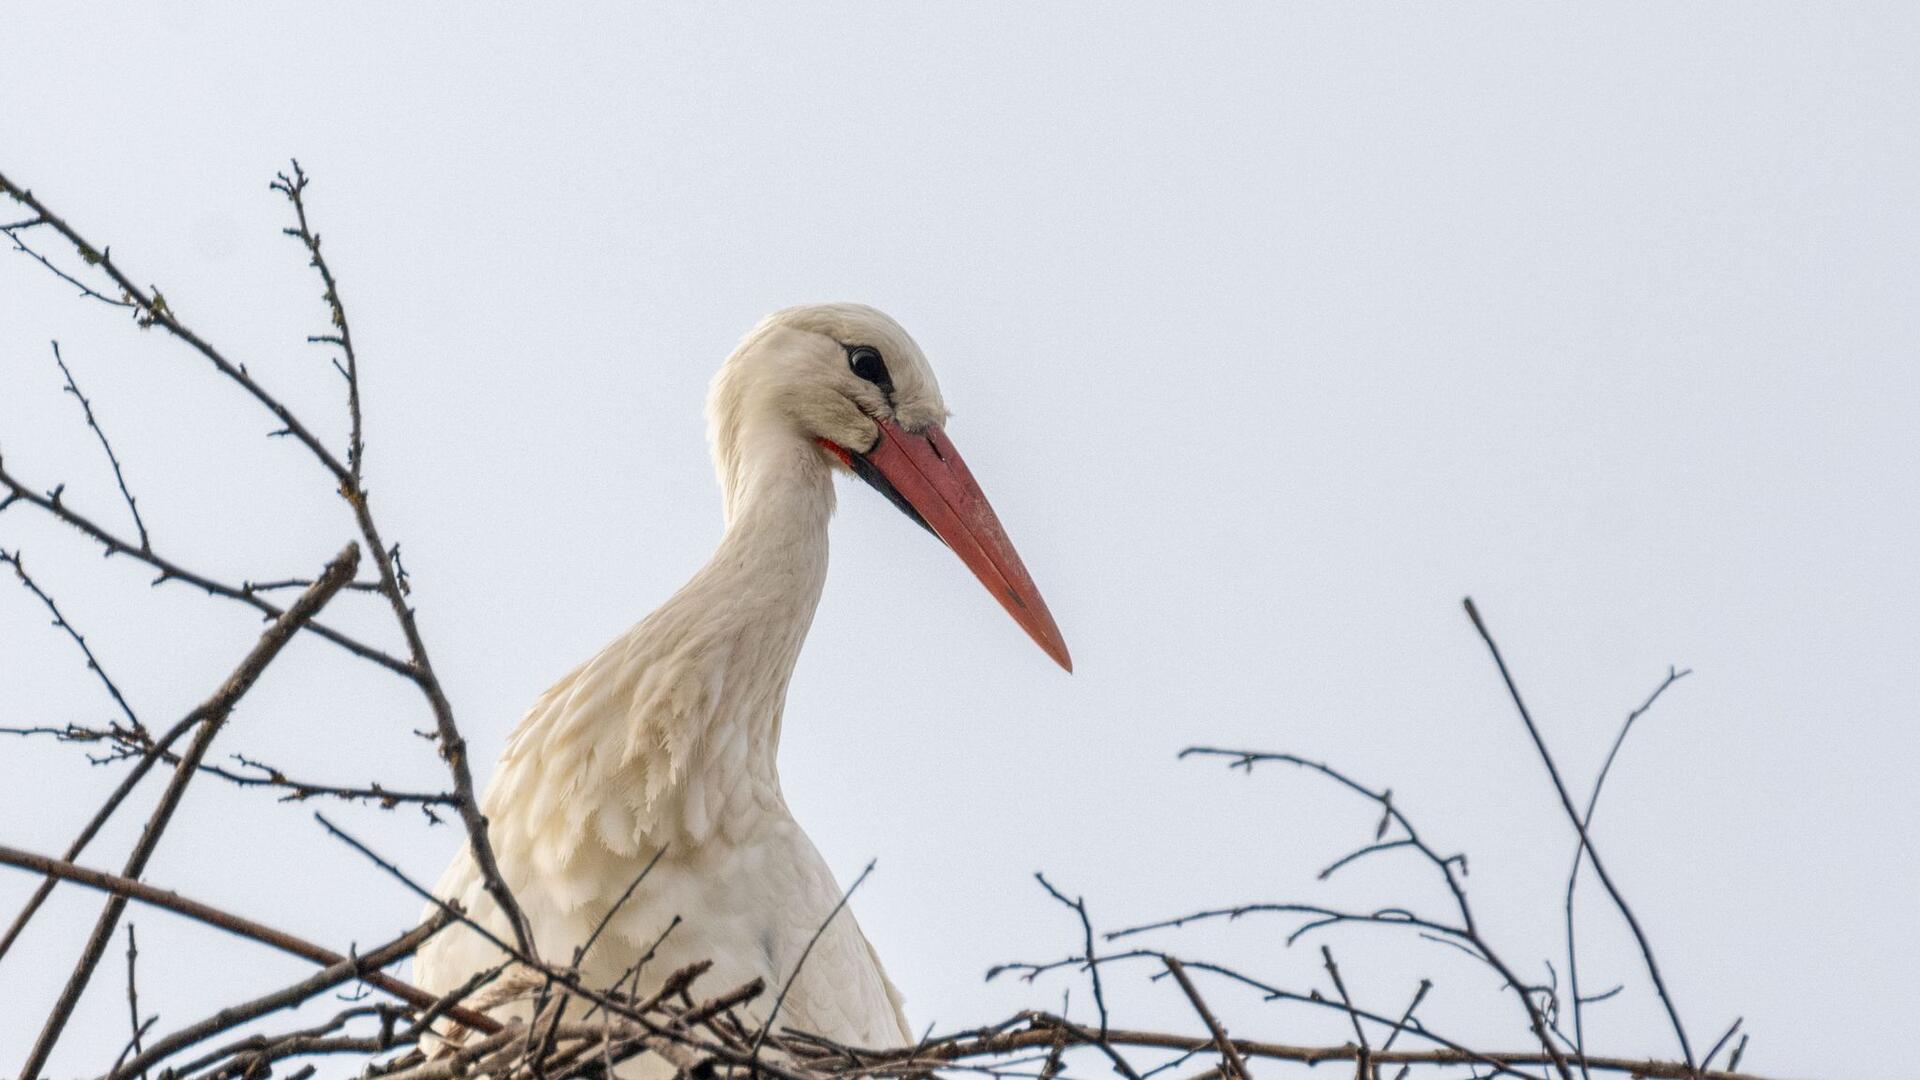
[414,303,1070,1052]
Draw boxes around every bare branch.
[21,543,361,1078]
[1157,749,1572,1079]
[1164,957,1248,1080]
[52,340,151,552]
[0,220,137,308]
[1034,872,1115,1042]
[106,917,449,1080]
[0,843,480,1030]
[0,546,142,734]
[272,161,364,482]
[886,1006,1771,1080]
[1567,665,1690,1076]
[0,167,352,478]
[0,711,201,965]
[1462,598,1694,1071]
[1381,979,1433,1053]
[1701,1018,1744,1074]
[123,924,147,1080]
[0,456,411,674]
[1320,946,1371,1073]
[2,162,537,960]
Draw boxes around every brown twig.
[1163,957,1249,1080]
[0,456,411,674]
[345,478,537,955]
[20,543,361,1078]
[239,575,384,594]
[1700,1018,1744,1074]
[873,1011,1773,1080]
[1158,749,1573,1080]
[1380,979,1432,1053]
[0,711,202,966]
[272,161,364,482]
[997,951,1543,1080]
[1320,946,1371,1078]
[0,168,350,477]
[123,923,147,1080]
[0,546,142,733]
[207,753,454,816]
[0,844,488,1033]
[0,219,137,308]
[270,162,535,957]
[1034,872,1115,1042]
[106,918,451,1080]
[0,721,458,818]
[52,340,151,552]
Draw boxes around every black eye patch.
[845,344,894,396]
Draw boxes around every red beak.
[832,418,1071,672]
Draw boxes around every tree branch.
[1462,598,1694,1071]
[21,543,361,1078]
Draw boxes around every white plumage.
[414,303,1069,1059]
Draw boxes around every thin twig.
[0,721,456,817]
[108,1017,158,1079]
[272,161,364,482]
[1164,957,1249,1080]
[0,223,137,308]
[1151,749,1574,1080]
[1700,1018,1743,1073]
[1566,666,1690,1077]
[1380,979,1431,1053]
[124,924,147,1080]
[20,544,361,1078]
[53,340,150,551]
[1320,947,1371,1079]
[0,546,142,732]
[879,1009,1772,1080]
[205,753,454,815]
[1462,597,1695,1071]
[0,844,485,1030]
[1034,872,1114,1041]
[0,711,202,966]
[267,161,537,957]
[239,576,383,594]
[0,457,410,674]
[106,917,450,1080]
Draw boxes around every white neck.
[621,427,835,840]
[488,425,838,864]
[692,429,836,752]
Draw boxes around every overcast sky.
[2,4,1915,1077]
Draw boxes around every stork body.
[414,305,1068,1053]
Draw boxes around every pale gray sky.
[2,4,1915,1077]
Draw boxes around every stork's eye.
[846,345,893,394]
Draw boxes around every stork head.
[709,303,1071,672]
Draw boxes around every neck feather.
[649,433,835,836]
[489,429,839,879]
